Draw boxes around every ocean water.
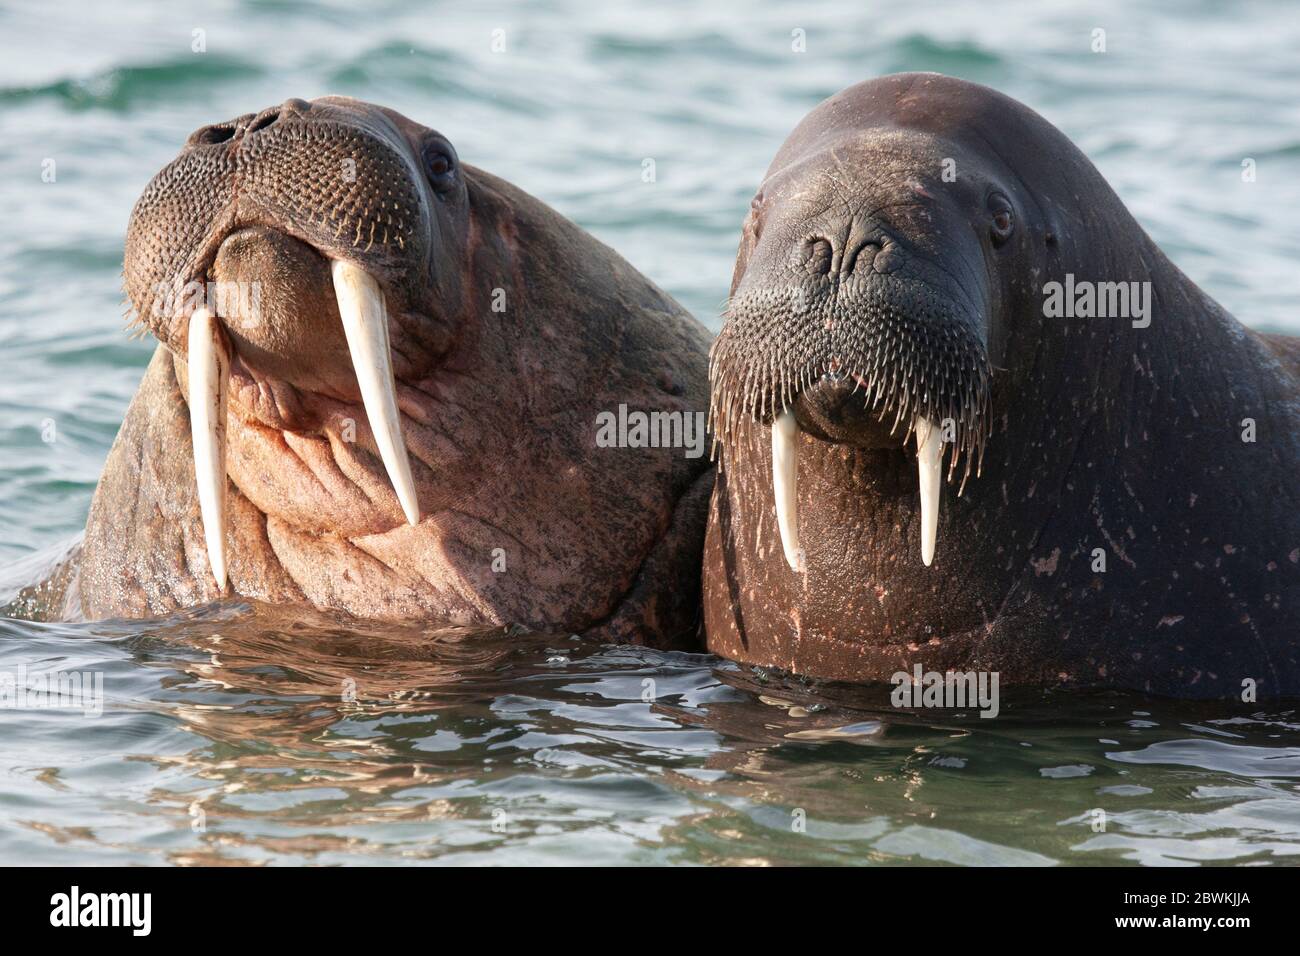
[0,0,1298,865]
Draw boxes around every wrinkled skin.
[75,97,713,646]
[705,74,1300,697]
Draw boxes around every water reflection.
[0,603,1297,865]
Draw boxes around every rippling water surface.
[0,0,1297,865]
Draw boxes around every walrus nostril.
[187,121,238,147]
[845,239,883,276]
[798,236,834,276]
[246,106,282,134]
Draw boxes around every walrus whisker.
[708,276,993,537]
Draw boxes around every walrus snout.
[209,226,349,397]
[125,94,444,358]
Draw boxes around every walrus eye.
[989,196,1014,245]
[423,146,457,192]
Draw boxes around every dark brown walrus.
[705,73,1300,698]
[66,96,713,645]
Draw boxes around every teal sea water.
[0,0,1298,865]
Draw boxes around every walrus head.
[103,96,711,636]
[709,78,1022,569]
[708,72,1074,656]
[124,97,473,582]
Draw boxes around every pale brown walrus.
[61,96,713,645]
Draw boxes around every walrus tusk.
[187,306,231,590]
[916,416,943,567]
[330,259,421,526]
[772,408,805,573]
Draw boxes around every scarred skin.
[74,96,713,646]
[704,74,1300,698]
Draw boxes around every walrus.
[61,96,713,645]
[704,73,1299,698]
